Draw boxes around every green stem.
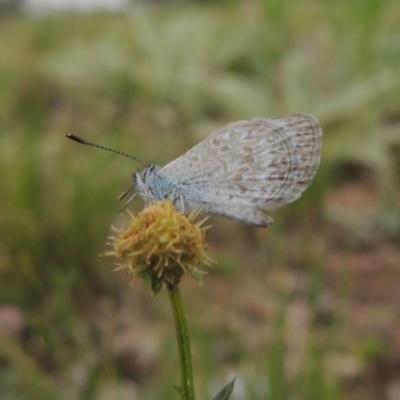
[167,283,195,400]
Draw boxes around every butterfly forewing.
[159,113,322,213]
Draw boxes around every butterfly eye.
[141,165,156,182]
[139,169,148,181]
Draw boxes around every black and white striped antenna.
[66,133,147,167]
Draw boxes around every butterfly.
[67,113,322,227]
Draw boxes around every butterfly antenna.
[66,133,148,166]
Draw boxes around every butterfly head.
[134,164,159,189]
[116,164,160,212]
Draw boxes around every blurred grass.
[0,0,399,399]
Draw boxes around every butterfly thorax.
[134,164,183,207]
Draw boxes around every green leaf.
[211,378,236,400]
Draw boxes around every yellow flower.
[105,201,213,294]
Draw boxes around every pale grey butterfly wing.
[158,113,322,226]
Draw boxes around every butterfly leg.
[145,189,152,208]
[178,194,186,214]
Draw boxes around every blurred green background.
[1,0,400,399]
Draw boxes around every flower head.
[106,201,213,294]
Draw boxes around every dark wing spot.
[238,166,250,174]
[238,184,248,194]
[243,146,253,154]
[212,139,221,146]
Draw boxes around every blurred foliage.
[0,0,399,399]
